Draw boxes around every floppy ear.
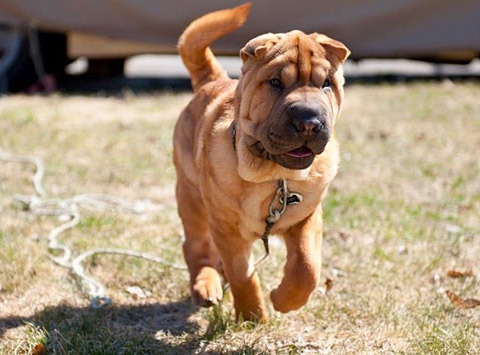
[240,33,282,62]
[311,33,351,63]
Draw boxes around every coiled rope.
[0,149,187,308]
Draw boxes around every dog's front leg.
[210,220,267,321]
[270,207,323,312]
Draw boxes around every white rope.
[0,151,46,196]
[1,149,187,308]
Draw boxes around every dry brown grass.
[1,82,479,354]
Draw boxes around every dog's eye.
[322,79,331,89]
[269,78,284,90]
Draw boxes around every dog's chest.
[238,181,322,240]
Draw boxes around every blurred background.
[1,0,480,93]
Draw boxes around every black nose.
[287,104,324,135]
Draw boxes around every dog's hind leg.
[176,175,223,307]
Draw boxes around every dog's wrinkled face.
[236,30,350,170]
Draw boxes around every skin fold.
[174,3,350,321]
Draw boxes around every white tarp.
[0,0,479,59]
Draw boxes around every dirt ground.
[1,82,479,354]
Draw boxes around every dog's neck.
[231,121,312,183]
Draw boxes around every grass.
[1,82,479,353]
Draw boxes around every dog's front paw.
[270,288,292,313]
[270,286,311,313]
[191,266,223,307]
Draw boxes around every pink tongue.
[285,146,313,158]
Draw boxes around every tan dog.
[174,3,350,321]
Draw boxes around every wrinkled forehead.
[262,31,332,87]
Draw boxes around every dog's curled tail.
[178,3,251,92]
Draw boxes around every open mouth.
[284,146,313,158]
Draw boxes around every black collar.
[232,121,237,151]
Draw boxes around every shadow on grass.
[0,298,213,353]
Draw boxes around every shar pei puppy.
[174,3,350,321]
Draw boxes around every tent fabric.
[0,0,479,59]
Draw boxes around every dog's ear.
[311,33,350,63]
[240,33,283,62]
